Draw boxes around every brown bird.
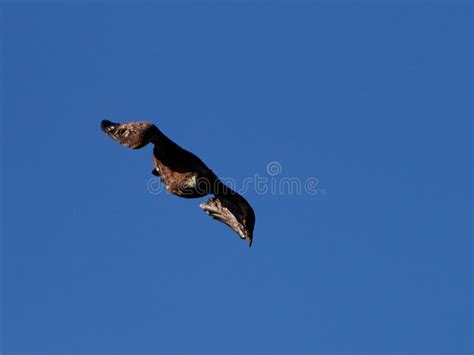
[100,120,256,246]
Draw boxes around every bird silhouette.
[100,120,255,246]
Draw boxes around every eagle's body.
[100,120,255,246]
[151,139,217,198]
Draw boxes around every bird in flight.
[100,120,256,246]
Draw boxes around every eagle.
[100,120,256,247]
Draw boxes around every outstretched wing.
[200,192,255,247]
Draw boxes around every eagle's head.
[101,120,157,149]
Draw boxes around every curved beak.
[101,119,119,133]
[247,233,253,247]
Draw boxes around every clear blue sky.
[1,2,472,354]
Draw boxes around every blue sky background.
[1,2,472,354]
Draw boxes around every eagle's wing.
[200,192,255,247]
